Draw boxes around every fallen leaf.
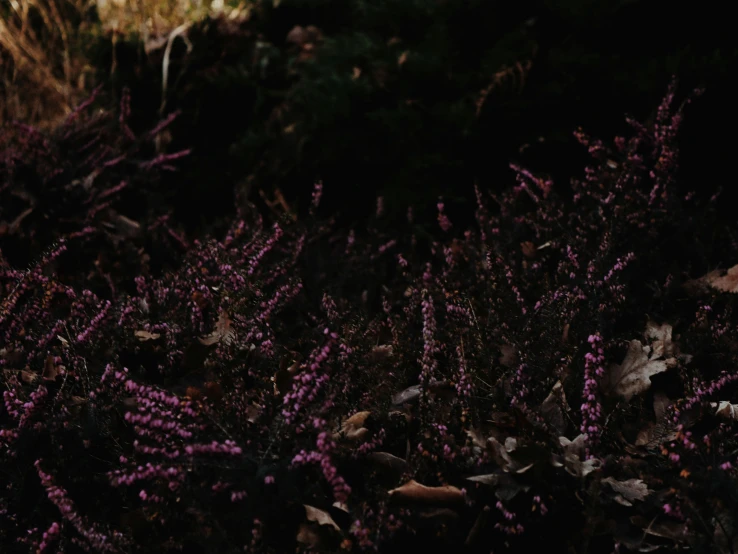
[21,369,39,384]
[713,401,738,421]
[397,51,409,67]
[304,505,340,531]
[135,330,161,341]
[334,411,371,443]
[246,402,261,423]
[368,344,393,362]
[366,452,409,474]
[498,344,518,368]
[296,523,321,548]
[198,311,236,346]
[699,264,738,293]
[604,340,669,401]
[635,421,678,448]
[540,380,568,434]
[388,480,464,505]
[520,241,537,259]
[43,355,59,381]
[602,477,652,506]
[559,435,602,477]
[392,385,422,405]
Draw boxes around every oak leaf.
[604,340,669,401]
[198,311,236,346]
[602,477,652,506]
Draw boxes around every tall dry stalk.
[0,0,96,129]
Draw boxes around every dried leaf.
[296,523,321,548]
[135,330,161,341]
[644,321,673,358]
[304,505,340,531]
[246,403,261,424]
[466,474,500,486]
[635,421,678,448]
[559,435,602,477]
[498,344,518,368]
[602,477,652,506]
[332,501,349,513]
[465,427,487,449]
[418,508,459,521]
[397,51,409,67]
[334,411,371,443]
[366,452,408,474]
[388,480,464,505]
[272,360,300,396]
[700,264,738,293]
[653,391,671,420]
[43,355,59,381]
[604,340,669,401]
[392,385,422,405]
[367,344,393,362]
[540,380,568,434]
[21,369,39,384]
[114,213,142,238]
[520,241,537,259]
[713,401,738,421]
[198,311,236,346]
[630,515,691,541]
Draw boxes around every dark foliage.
[3,82,738,553]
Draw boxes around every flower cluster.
[2,81,738,553]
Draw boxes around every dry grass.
[0,0,96,129]
[0,0,247,130]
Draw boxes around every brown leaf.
[630,515,691,541]
[604,340,669,401]
[304,505,340,531]
[198,311,236,346]
[392,385,422,405]
[602,477,652,506]
[296,523,322,548]
[21,369,39,384]
[520,241,537,259]
[246,402,261,423]
[135,330,161,341]
[635,421,678,448]
[272,358,300,396]
[699,264,738,293]
[540,380,568,435]
[114,213,142,238]
[389,480,464,505]
[397,51,409,67]
[43,355,59,381]
[498,344,518,368]
[559,435,602,477]
[366,452,409,474]
[713,401,738,421]
[367,344,393,363]
[334,411,371,443]
[286,25,307,46]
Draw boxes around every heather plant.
[4,81,738,554]
[0,85,192,297]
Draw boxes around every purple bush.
[0,86,191,299]
[2,80,738,553]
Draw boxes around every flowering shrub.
[0,85,191,298]
[3,81,738,553]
